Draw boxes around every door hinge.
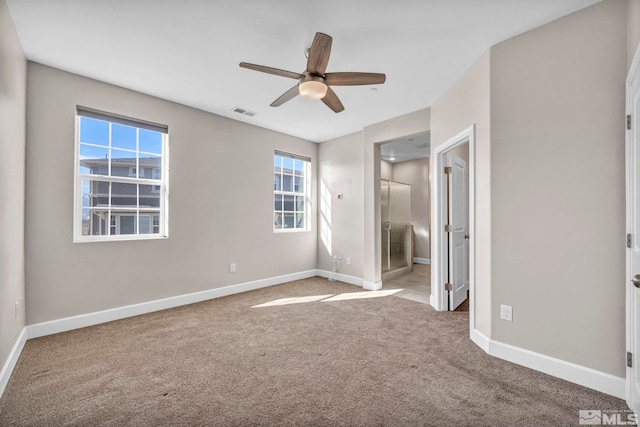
[628,233,633,249]
[444,166,452,174]
[444,224,452,232]
[627,115,632,130]
[444,283,453,291]
[628,351,633,368]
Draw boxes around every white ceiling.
[6,0,601,143]
[381,133,430,163]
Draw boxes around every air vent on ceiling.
[232,107,257,117]
[417,143,429,149]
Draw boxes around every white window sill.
[74,234,168,243]
[273,228,310,234]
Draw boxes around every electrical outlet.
[229,263,236,273]
[346,257,351,265]
[500,304,513,322]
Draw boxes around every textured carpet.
[0,277,630,426]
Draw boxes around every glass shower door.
[381,179,411,273]
[381,180,390,273]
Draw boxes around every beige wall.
[380,160,393,181]
[389,159,430,260]
[317,132,365,277]
[447,144,469,164]
[629,0,640,69]
[431,51,491,335]
[25,63,318,324]
[0,0,26,374]
[490,0,627,376]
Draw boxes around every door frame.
[626,41,640,414]
[431,125,475,321]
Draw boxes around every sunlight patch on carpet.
[251,294,334,308]
[251,289,403,308]
[322,289,402,302]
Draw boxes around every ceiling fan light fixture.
[299,80,328,100]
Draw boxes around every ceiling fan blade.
[324,72,386,86]
[270,84,300,107]
[321,87,344,113]
[239,62,303,80]
[307,32,332,76]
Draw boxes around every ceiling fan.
[239,32,386,113]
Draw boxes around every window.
[274,151,310,231]
[75,106,169,241]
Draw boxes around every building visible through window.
[75,107,168,241]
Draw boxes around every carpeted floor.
[0,277,630,426]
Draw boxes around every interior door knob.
[464,234,470,240]
[632,275,640,288]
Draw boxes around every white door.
[448,154,469,310]
[627,47,640,418]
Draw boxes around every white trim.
[362,280,382,291]
[315,270,363,287]
[27,270,318,339]
[413,257,430,265]
[470,328,490,353]
[470,328,624,398]
[0,327,27,398]
[429,293,439,310]
[431,125,475,318]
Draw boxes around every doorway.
[431,126,475,319]
[378,133,431,303]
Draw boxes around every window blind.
[274,150,311,163]
[77,106,168,134]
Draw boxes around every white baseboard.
[314,272,388,292]
[413,257,431,265]
[429,293,445,311]
[362,280,382,291]
[470,328,625,399]
[470,328,490,353]
[0,327,27,398]
[27,270,318,339]
[315,269,363,287]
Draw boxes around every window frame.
[273,151,311,233]
[73,107,169,242]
